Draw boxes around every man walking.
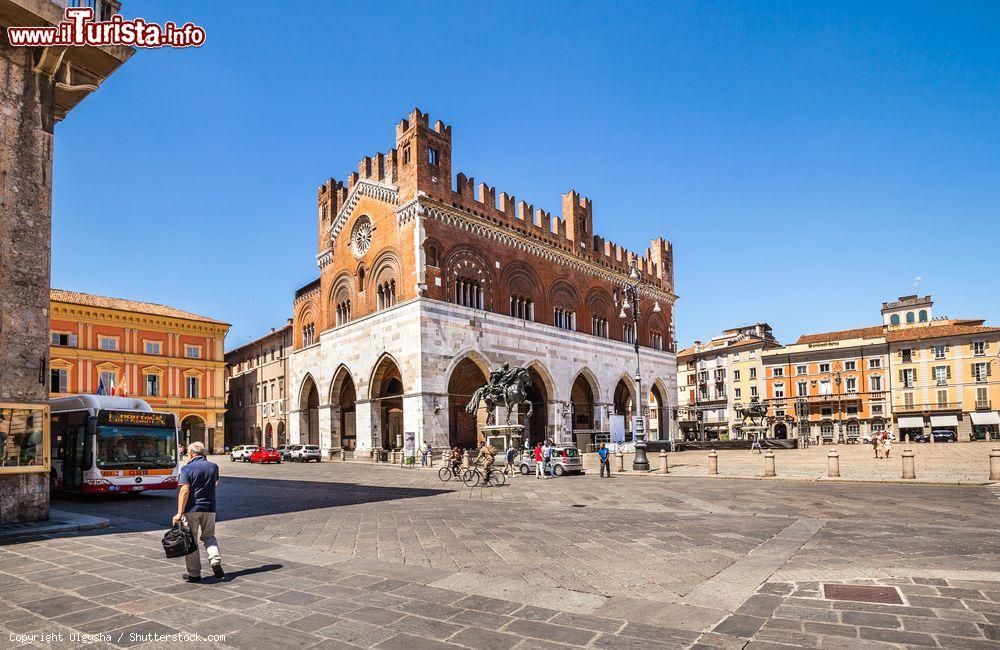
[172,441,223,582]
[534,442,544,479]
[419,441,428,467]
[542,440,553,479]
[598,443,611,478]
[504,445,516,476]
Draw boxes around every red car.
[250,448,282,464]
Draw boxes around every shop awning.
[897,416,924,429]
[970,412,1000,426]
[930,415,959,427]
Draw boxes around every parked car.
[250,448,283,464]
[230,445,260,462]
[518,446,584,476]
[290,444,322,462]
[913,429,957,443]
[276,444,294,459]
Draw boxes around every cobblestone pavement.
[1,458,998,649]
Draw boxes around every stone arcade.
[288,109,678,454]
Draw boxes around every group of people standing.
[871,430,895,459]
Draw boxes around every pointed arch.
[571,367,601,401]
[521,359,556,398]
[369,352,404,398]
[443,348,492,381]
[328,364,356,404]
[298,373,319,408]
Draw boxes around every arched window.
[919,309,928,322]
[455,276,483,309]
[906,312,915,324]
[426,245,439,267]
[890,314,900,325]
[623,323,635,344]
[591,315,608,338]
[357,267,366,291]
[650,330,663,350]
[377,279,397,310]
[302,323,315,346]
[554,308,576,331]
[509,295,534,321]
[335,300,351,326]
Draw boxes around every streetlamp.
[616,260,661,471]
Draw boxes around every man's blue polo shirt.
[179,456,219,513]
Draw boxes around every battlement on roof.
[316,108,674,291]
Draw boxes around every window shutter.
[898,369,904,383]
[989,364,993,377]
[68,334,77,347]
[946,366,951,379]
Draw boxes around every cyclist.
[475,440,497,479]
[448,446,462,473]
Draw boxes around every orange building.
[762,327,890,444]
[48,290,230,453]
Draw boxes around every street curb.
[0,508,109,542]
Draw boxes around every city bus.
[50,395,180,494]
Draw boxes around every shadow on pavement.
[52,476,453,529]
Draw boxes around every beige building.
[677,324,779,440]
[884,296,1000,441]
[224,321,293,449]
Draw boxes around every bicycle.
[437,462,464,482]
[461,464,506,488]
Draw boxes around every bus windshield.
[96,425,177,469]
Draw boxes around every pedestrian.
[523,438,531,462]
[751,433,762,454]
[426,442,433,466]
[542,440,554,479]
[504,445,516,476]
[534,442,544,479]
[872,431,880,459]
[419,441,428,467]
[598,443,611,478]
[883,431,893,459]
[171,441,223,582]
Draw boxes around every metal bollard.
[462,450,470,469]
[764,450,776,477]
[340,449,346,461]
[708,450,718,475]
[902,448,916,479]
[659,450,669,474]
[392,449,399,465]
[990,448,1000,481]
[614,451,624,473]
[827,448,840,478]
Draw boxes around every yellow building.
[884,296,1000,440]
[49,290,231,453]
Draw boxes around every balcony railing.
[896,401,961,413]
[977,400,992,411]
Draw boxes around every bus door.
[61,412,91,491]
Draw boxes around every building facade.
[49,290,231,453]
[884,296,1000,441]
[763,327,889,444]
[224,322,292,449]
[1,0,132,523]
[288,108,678,453]
[676,324,778,440]
[759,295,1000,443]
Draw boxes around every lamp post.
[616,260,661,471]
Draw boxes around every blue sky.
[51,1,1000,349]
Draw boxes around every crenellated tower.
[394,107,453,202]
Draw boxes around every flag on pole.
[109,374,117,396]
[96,377,106,395]
[118,372,128,398]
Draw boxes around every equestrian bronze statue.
[465,363,534,426]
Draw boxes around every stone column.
[764,450,776,477]
[708,450,718,475]
[318,403,333,450]
[902,449,916,479]
[354,399,375,455]
[827,449,840,478]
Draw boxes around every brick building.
[224,322,293,449]
[289,108,678,453]
[50,290,231,453]
[1,0,132,523]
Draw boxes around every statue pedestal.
[482,424,525,455]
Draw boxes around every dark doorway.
[448,358,488,450]
[524,366,550,445]
[299,376,320,446]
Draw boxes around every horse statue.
[465,363,534,426]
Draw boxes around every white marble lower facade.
[288,298,677,453]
